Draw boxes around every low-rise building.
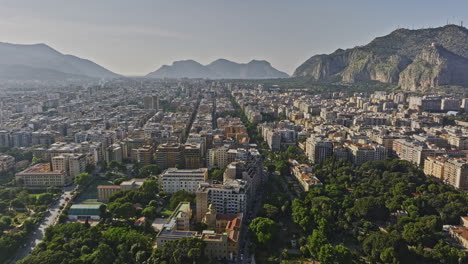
[16,163,68,187]
[120,178,145,191]
[68,204,101,221]
[155,202,196,248]
[290,162,322,191]
[449,216,468,249]
[97,185,121,202]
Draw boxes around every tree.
[108,202,136,219]
[74,172,91,186]
[90,244,115,264]
[109,160,126,173]
[351,196,389,221]
[36,193,54,205]
[142,180,159,195]
[85,164,96,174]
[209,168,225,181]
[307,229,328,259]
[149,237,206,264]
[318,244,352,264]
[0,216,12,230]
[262,204,279,219]
[142,206,157,219]
[402,215,441,247]
[169,190,195,210]
[249,217,276,246]
[139,165,161,178]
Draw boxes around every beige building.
[393,139,443,167]
[423,156,447,180]
[16,163,67,187]
[97,185,121,202]
[207,145,230,170]
[51,153,87,179]
[443,158,468,190]
[201,205,242,260]
[183,143,202,169]
[155,143,183,169]
[345,142,388,166]
[120,178,145,191]
[131,145,154,166]
[202,231,228,259]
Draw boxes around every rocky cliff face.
[294,25,468,90]
[399,45,468,90]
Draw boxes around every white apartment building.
[160,168,208,193]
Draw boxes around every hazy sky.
[0,0,467,75]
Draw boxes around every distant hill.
[146,59,289,79]
[0,42,120,80]
[293,25,468,90]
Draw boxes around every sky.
[0,0,467,76]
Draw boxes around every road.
[237,170,268,264]
[8,185,76,264]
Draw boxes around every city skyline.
[1,0,468,75]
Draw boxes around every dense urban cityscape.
[1,1,468,264]
[0,77,466,263]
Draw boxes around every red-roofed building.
[449,216,468,249]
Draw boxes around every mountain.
[293,25,468,90]
[146,59,289,79]
[0,42,120,80]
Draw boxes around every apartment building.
[207,145,230,170]
[306,137,333,164]
[155,143,183,169]
[131,145,154,166]
[183,143,202,169]
[143,95,159,110]
[424,156,447,180]
[196,180,249,222]
[393,139,444,167]
[345,142,388,165]
[443,158,468,190]
[51,153,87,179]
[160,168,208,193]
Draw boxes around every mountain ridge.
[293,25,468,90]
[0,42,120,80]
[146,59,289,79]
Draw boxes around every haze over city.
[0,0,467,75]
